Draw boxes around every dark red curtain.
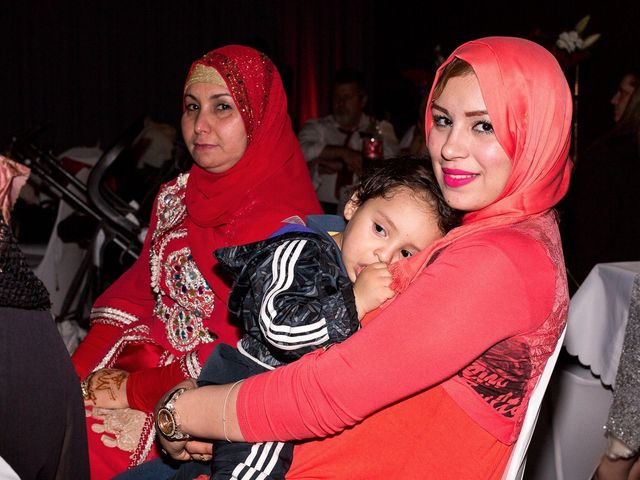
[0,0,372,153]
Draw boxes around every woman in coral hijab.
[144,37,572,479]
[72,45,321,479]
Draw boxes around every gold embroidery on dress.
[89,407,147,453]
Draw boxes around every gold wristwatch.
[156,387,192,441]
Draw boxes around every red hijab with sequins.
[183,45,321,297]
[391,36,572,290]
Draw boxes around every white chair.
[0,456,19,480]
[550,363,613,480]
[502,325,567,480]
[523,362,614,480]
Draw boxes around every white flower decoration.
[556,31,583,53]
[555,15,601,54]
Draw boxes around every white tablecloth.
[564,261,640,387]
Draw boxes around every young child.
[160,157,461,480]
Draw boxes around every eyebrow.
[184,92,232,101]
[432,103,488,117]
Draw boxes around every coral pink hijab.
[392,36,572,289]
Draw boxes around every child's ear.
[343,194,359,221]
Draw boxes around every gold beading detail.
[184,64,226,91]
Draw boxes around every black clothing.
[198,215,358,480]
[0,221,89,479]
[561,134,640,292]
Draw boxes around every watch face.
[157,408,175,437]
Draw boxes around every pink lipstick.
[442,168,478,187]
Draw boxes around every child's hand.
[353,262,394,319]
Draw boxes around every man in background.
[298,68,399,214]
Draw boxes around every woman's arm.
[72,195,160,379]
[71,249,156,379]
[162,229,555,447]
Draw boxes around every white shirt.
[298,114,399,205]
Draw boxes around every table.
[564,261,640,388]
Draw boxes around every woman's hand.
[82,368,130,409]
[155,378,205,461]
[159,437,213,463]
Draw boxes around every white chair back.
[550,363,612,480]
[501,324,568,480]
[0,455,19,480]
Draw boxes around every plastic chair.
[524,363,614,480]
[502,324,567,480]
[551,363,613,480]
[0,455,19,480]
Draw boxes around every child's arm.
[216,233,360,363]
[352,262,395,319]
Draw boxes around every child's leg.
[170,460,211,480]
[212,440,294,480]
[198,344,297,478]
[198,343,266,385]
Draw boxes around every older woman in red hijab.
[154,37,572,479]
[72,45,321,479]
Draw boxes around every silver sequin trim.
[152,174,189,243]
[605,273,640,454]
[184,351,202,378]
[150,229,187,294]
[94,328,153,370]
[90,307,139,326]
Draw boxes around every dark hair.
[589,72,640,153]
[615,73,640,139]
[350,156,461,233]
[333,68,366,94]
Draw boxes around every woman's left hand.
[155,378,214,462]
[159,437,213,463]
[82,368,130,409]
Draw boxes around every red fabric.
[72,45,320,480]
[392,36,573,292]
[184,45,321,297]
[126,362,185,412]
[288,386,511,479]
[236,37,572,476]
[239,220,556,439]
[72,323,123,378]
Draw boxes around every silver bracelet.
[222,380,244,443]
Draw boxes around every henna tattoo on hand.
[91,369,128,403]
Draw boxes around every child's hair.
[350,156,461,233]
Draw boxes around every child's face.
[339,187,443,283]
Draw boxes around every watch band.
[156,387,192,441]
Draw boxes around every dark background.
[2,0,639,156]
